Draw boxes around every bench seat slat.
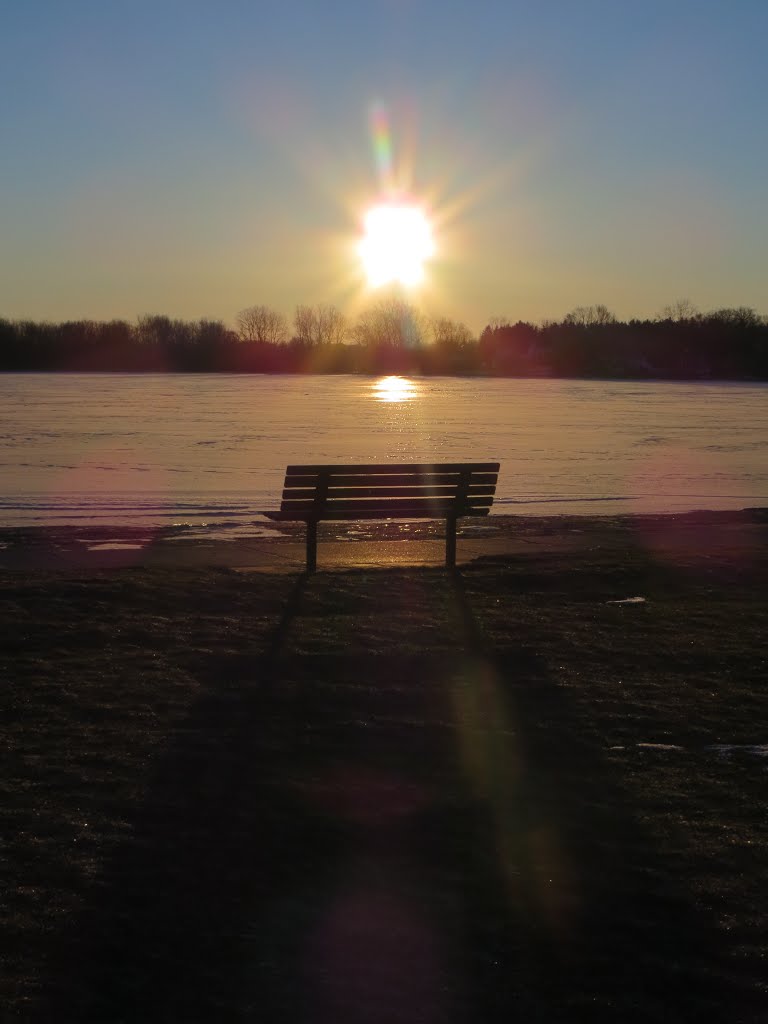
[265,507,491,522]
[280,497,493,515]
[286,462,500,475]
[282,484,496,501]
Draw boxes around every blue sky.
[1,0,766,330]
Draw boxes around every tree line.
[1,299,766,379]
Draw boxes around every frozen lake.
[1,373,766,530]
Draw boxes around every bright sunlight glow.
[359,204,435,287]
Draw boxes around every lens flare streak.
[370,102,394,194]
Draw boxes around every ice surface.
[2,375,766,528]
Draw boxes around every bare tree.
[136,314,192,347]
[706,306,761,327]
[317,304,348,345]
[353,297,426,348]
[293,305,315,345]
[563,304,617,326]
[487,315,510,330]
[236,305,288,344]
[294,304,348,346]
[429,316,474,347]
[658,298,698,322]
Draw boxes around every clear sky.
[1,0,767,331]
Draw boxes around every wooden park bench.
[264,462,500,571]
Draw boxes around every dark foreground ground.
[2,513,767,1021]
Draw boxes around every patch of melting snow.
[607,596,646,604]
[710,744,768,759]
[609,742,768,760]
[164,526,284,541]
[77,536,149,544]
[86,542,144,551]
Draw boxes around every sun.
[358,203,435,287]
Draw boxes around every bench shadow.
[38,568,743,1021]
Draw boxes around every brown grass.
[2,525,767,1020]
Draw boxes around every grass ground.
[1,521,767,1021]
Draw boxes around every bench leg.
[306,520,318,573]
[445,515,457,570]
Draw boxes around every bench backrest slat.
[283,484,495,501]
[286,462,499,475]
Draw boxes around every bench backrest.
[279,462,500,520]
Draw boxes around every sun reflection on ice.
[371,376,419,402]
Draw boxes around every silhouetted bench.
[264,462,500,571]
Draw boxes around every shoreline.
[1,507,765,571]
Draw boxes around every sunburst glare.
[359,204,435,288]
